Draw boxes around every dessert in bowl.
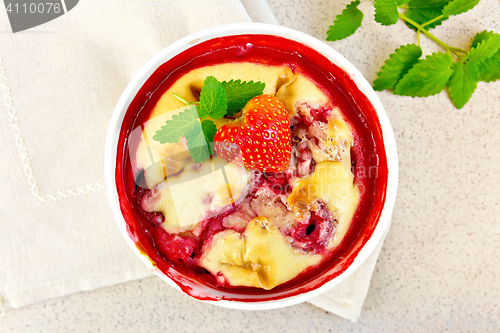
[104,23,398,309]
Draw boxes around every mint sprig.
[152,76,265,162]
[326,0,500,109]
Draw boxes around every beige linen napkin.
[0,0,387,321]
[307,224,390,320]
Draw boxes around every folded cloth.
[0,0,387,321]
[308,223,390,321]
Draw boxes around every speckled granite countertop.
[2,0,499,332]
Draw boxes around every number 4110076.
[6,2,62,14]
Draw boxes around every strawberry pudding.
[114,32,389,300]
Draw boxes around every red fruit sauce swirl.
[115,34,388,301]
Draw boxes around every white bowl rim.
[104,22,399,311]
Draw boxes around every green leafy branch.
[152,76,265,163]
[326,0,500,109]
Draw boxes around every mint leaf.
[200,120,217,154]
[373,44,423,91]
[397,0,408,4]
[187,145,210,164]
[221,80,265,116]
[407,0,450,7]
[326,0,363,41]
[476,51,500,82]
[467,33,500,63]
[152,106,197,144]
[471,30,495,49]
[406,0,451,30]
[442,0,480,17]
[199,76,228,120]
[394,52,453,97]
[185,121,210,163]
[468,31,500,82]
[375,0,399,26]
[405,8,446,30]
[447,62,478,109]
[185,119,217,163]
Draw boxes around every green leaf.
[471,30,495,49]
[394,52,454,97]
[447,62,478,109]
[405,0,451,30]
[468,30,500,82]
[476,51,500,82]
[185,121,210,163]
[152,106,197,144]
[199,76,228,120]
[396,0,408,4]
[373,44,423,91]
[187,145,210,164]
[467,33,500,63]
[407,0,450,7]
[442,0,480,17]
[195,105,205,119]
[405,8,446,30]
[221,80,265,116]
[326,0,363,41]
[200,120,217,154]
[375,0,399,26]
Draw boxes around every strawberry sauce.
[115,34,388,301]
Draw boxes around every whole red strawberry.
[214,95,291,172]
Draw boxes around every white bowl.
[104,23,398,310]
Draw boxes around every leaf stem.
[398,12,453,53]
[449,46,468,53]
[451,50,466,62]
[421,15,444,28]
[417,30,421,46]
[397,5,409,10]
[172,93,199,106]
